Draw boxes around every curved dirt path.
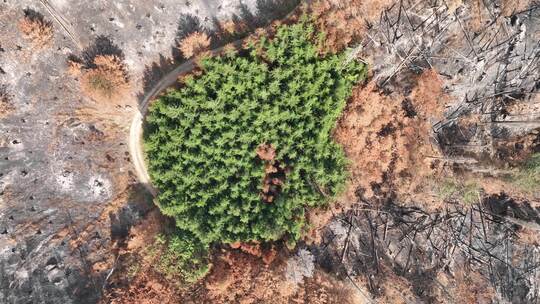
[129,60,195,196]
[129,2,308,197]
[128,42,241,196]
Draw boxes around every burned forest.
[1,0,539,303]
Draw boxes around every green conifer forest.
[144,20,366,265]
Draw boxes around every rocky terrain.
[1,0,540,303]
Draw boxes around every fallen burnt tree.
[311,193,540,303]
[305,2,540,302]
[359,0,540,167]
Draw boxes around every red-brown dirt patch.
[310,0,394,53]
[334,70,448,207]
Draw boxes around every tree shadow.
[0,84,10,101]
[81,35,125,67]
[137,0,303,110]
[238,0,302,29]
[22,8,51,25]
[139,54,178,101]
[135,13,205,108]
[257,0,302,19]
[176,13,205,42]
[109,183,155,244]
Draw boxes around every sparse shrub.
[178,32,211,58]
[461,181,482,204]
[437,178,482,204]
[437,179,460,200]
[145,20,366,255]
[326,282,357,304]
[222,43,238,57]
[67,59,83,76]
[148,233,210,283]
[215,19,250,44]
[126,263,141,280]
[219,20,248,36]
[18,9,53,48]
[310,0,364,54]
[309,0,394,54]
[508,153,540,195]
[79,55,129,103]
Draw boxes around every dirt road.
[128,42,242,196]
[128,60,195,196]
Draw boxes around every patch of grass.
[437,179,460,201]
[79,55,129,103]
[461,181,482,205]
[127,263,141,280]
[87,74,116,97]
[147,233,210,284]
[508,153,540,194]
[437,178,482,204]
